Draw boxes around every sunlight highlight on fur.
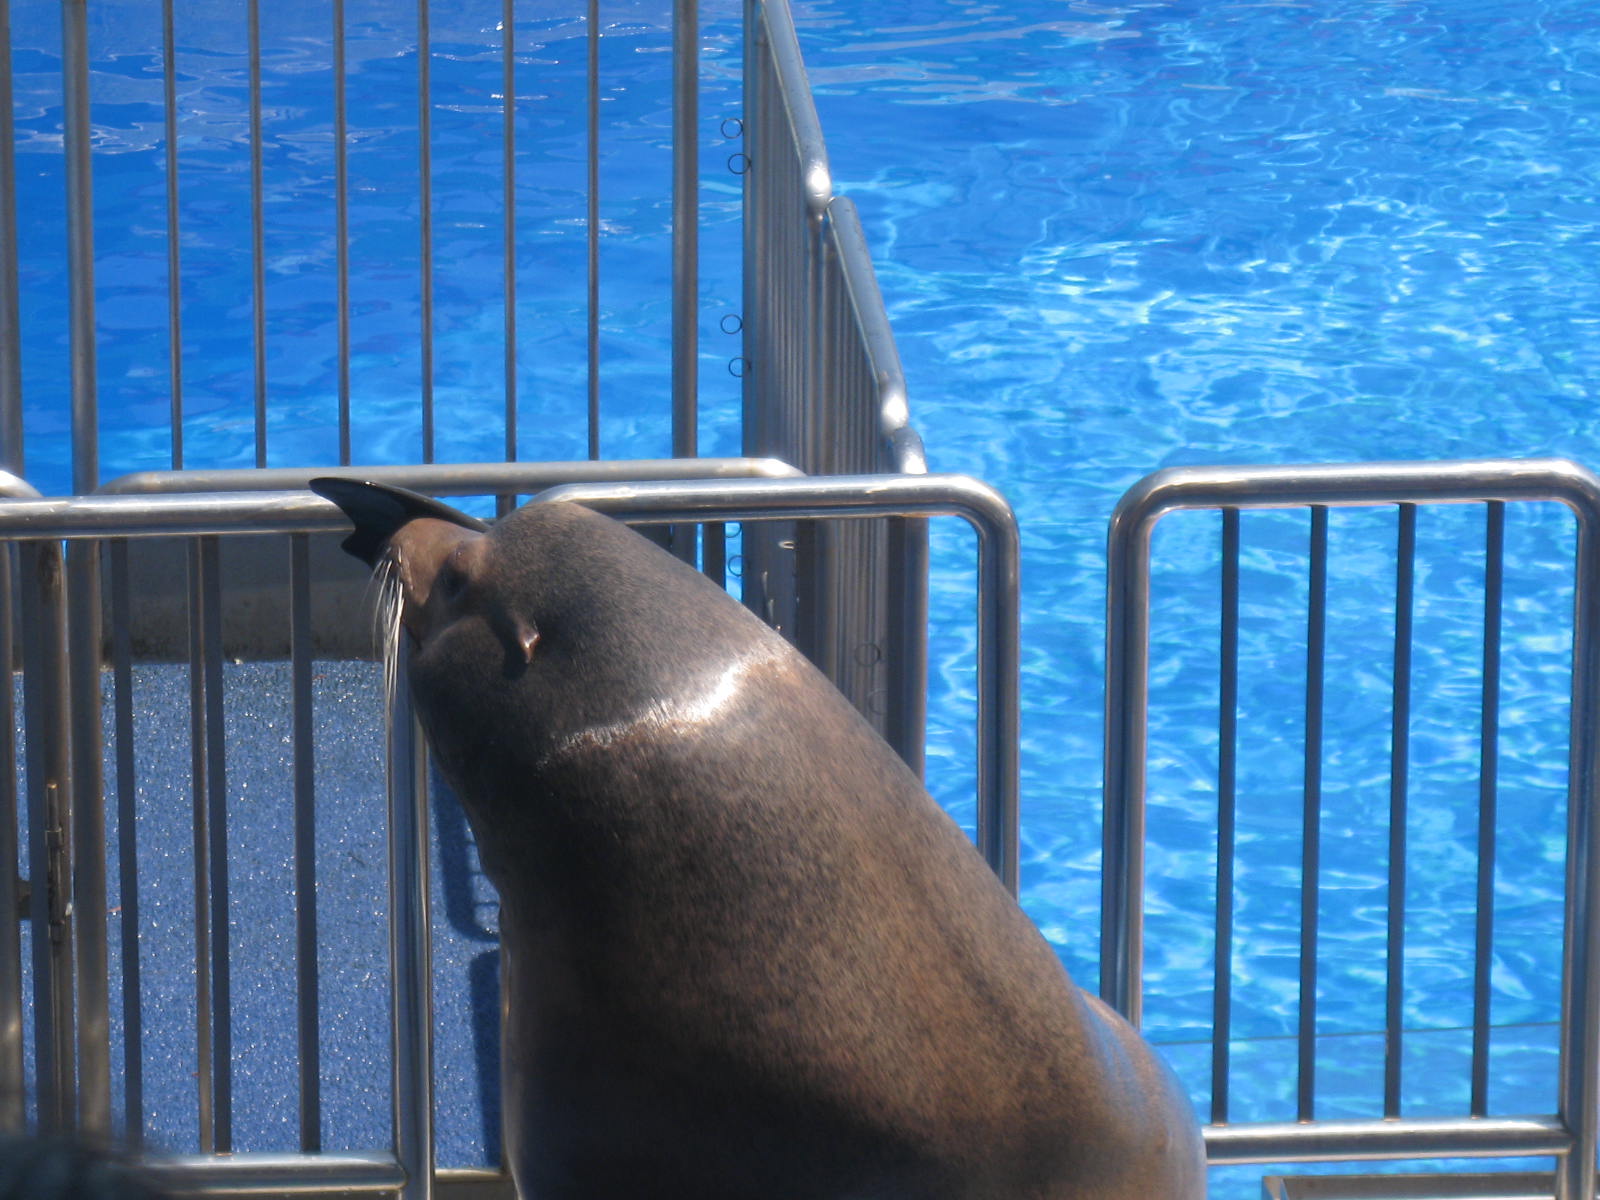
[548,645,789,761]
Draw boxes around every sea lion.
[312,478,1206,1200]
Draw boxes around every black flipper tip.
[310,477,490,566]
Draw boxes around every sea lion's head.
[311,478,789,807]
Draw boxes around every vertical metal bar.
[586,0,601,460]
[886,516,929,779]
[739,0,755,466]
[162,0,183,469]
[290,535,321,1151]
[334,0,351,466]
[201,537,232,1151]
[975,495,1021,896]
[418,0,435,464]
[68,540,110,1137]
[1470,501,1504,1117]
[1298,505,1328,1123]
[187,543,214,1151]
[110,542,143,1145]
[0,0,23,475]
[20,542,74,1132]
[1212,507,1240,1126]
[388,641,434,1200]
[1385,503,1416,1119]
[249,0,267,468]
[703,522,726,586]
[1558,491,1600,1200]
[502,0,517,481]
[672,0,698,461]
[665,0,701,565]
[0,546,21,1133]
[1102,498,1154,1023]
[62,0,98,494]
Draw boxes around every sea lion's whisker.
[369,552,404,712]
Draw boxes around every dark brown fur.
[318,482,1206,1200]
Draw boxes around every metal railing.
[742,0,930,770]
[1103,458,1600,1199]
[0,472,1015,1197]
[4,0,927,762]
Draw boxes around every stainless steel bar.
[68,540,110,1136]
[501,0,517,476]
[1212,507,1239,1125]
[1385,503,1416,1119]
[1299,506,1327,1122]
[201,537,232,1152]
[534,473,1020,891]
[388,640,434,1200]
[62,0,98,493]
[98,457,802,495]
[110,541,143,1145]
[162,0,184,469]
[1102,488,1154,1023]
[0,483,27,1130]
[758,0,831,217]
[703,521,726,586]
[1103,456,1600,1028]
[156,1160,510,1198]
[1202,1114,1573,1165]
[20,540,74,1131]
[289,534,321,1152]
[0,0,23,475]
[740,0,756,459]
[822,196,922,473]
[334,0,351,466]
[1470,500,1504,1118]
[249,0,267,468]
[417,0,434,464]
[586,0,600,459]
[153,1151,408,1194]
[1118,458,1600,516]
[188,542,214,1151]
[672,0,698,462]
[887,515,929,777]
[1557,488,1600,1200]
[0,545,19,1134]
[0,473,802,543]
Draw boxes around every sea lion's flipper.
[310,477,489,566]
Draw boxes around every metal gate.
[1103,458,1600,1200]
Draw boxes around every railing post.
[388,641,435,1200]
[19,540,75,1131]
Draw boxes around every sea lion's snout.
[312,476,490,640]
[384,516,487,641]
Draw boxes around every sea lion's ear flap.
[494,614,540,677]
[311,478,490,566]
[515,619,540,665]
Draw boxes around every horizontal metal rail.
[1103,457,1600,1199]
[97,458,802,496]
[152,1158,513,1199]
[1203,1114,1573,1165]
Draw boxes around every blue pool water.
[795,0,1600,1188]
[12,0,1600,1192]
